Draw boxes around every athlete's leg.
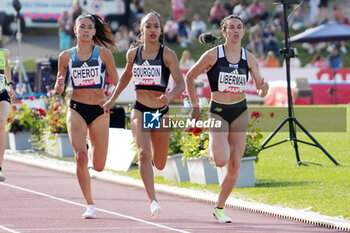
[0,101,10,169]
[88,112,109,172]
[209,112,230,167]
[130,109,154,201]
[217,110,248,208]
[150,114,170,170]
[66,108,91,204]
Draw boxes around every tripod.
[12,9,32,95]
[259,0,339,166]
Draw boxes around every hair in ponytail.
[130,11,164,49]
[76,13,117,51]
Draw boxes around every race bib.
[133,64,162,86]
[71,64,101,87]
[0,75,5,91]
[218,68,247,93]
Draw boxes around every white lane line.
[0,225,22,233]
[0,183,190,233]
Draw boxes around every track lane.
[0,160,346,233]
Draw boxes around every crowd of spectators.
[108,0,349,69]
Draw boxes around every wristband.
[7,81,14,86]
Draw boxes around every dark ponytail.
[76,13,117,51]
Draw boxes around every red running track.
[0,160,346,233]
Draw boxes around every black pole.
[282,3,303,164]
[282,3,293,120]
[259,0,340,166]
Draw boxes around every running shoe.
[0,171,5,182]
[150,200,161,218]
[82,204,96,219]
[88,166,96,179]
[213,207,232,223]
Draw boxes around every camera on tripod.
[260,0,339,166]
[279,47,298,59]
[12,0,22,13]
[10,0,33,95]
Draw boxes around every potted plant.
[30,105,47,150]
[181,127,219,185]
[6,100,37,150]
[42,91,73,157]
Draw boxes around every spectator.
[224,0,239,14]
[309,0,320,26]
[327,48,343,69]
[329,3,349,53]
[247,24,264,57]
[314,54,328,69]
[315,0,328,24]
[164,17,179,43]
[208,0,229,27]
[272,5,284,31]
[332,3,350,25]
[171,0,186,21]
[233,0,250,23]
[304,56,316,68]
[128,1,138,26]
[191,14,207,39]
[263,25,280,57]
[179,50,195,70]
[134,0,146,21]
[70,0,86,38]
[70,0,86,25]
[248,0,268,25]
[290,7,305,31]
[129,21,141,42]
[177,16,191,48]
[264,50,279,67]
[257,53,265,68]
[115,25,130,53]
[302,41,326,54]
[57,10,72,51]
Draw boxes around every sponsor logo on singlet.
[133,61,162,86]
[71,62,101,87]
[218,68,247,93]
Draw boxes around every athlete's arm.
[161,47,185,105]
[55,50,70,95]
[100,47,119,85]
[246,50,269,98]
[4,49,15,100]
[103,47,136,111]
[185,48,216,119]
